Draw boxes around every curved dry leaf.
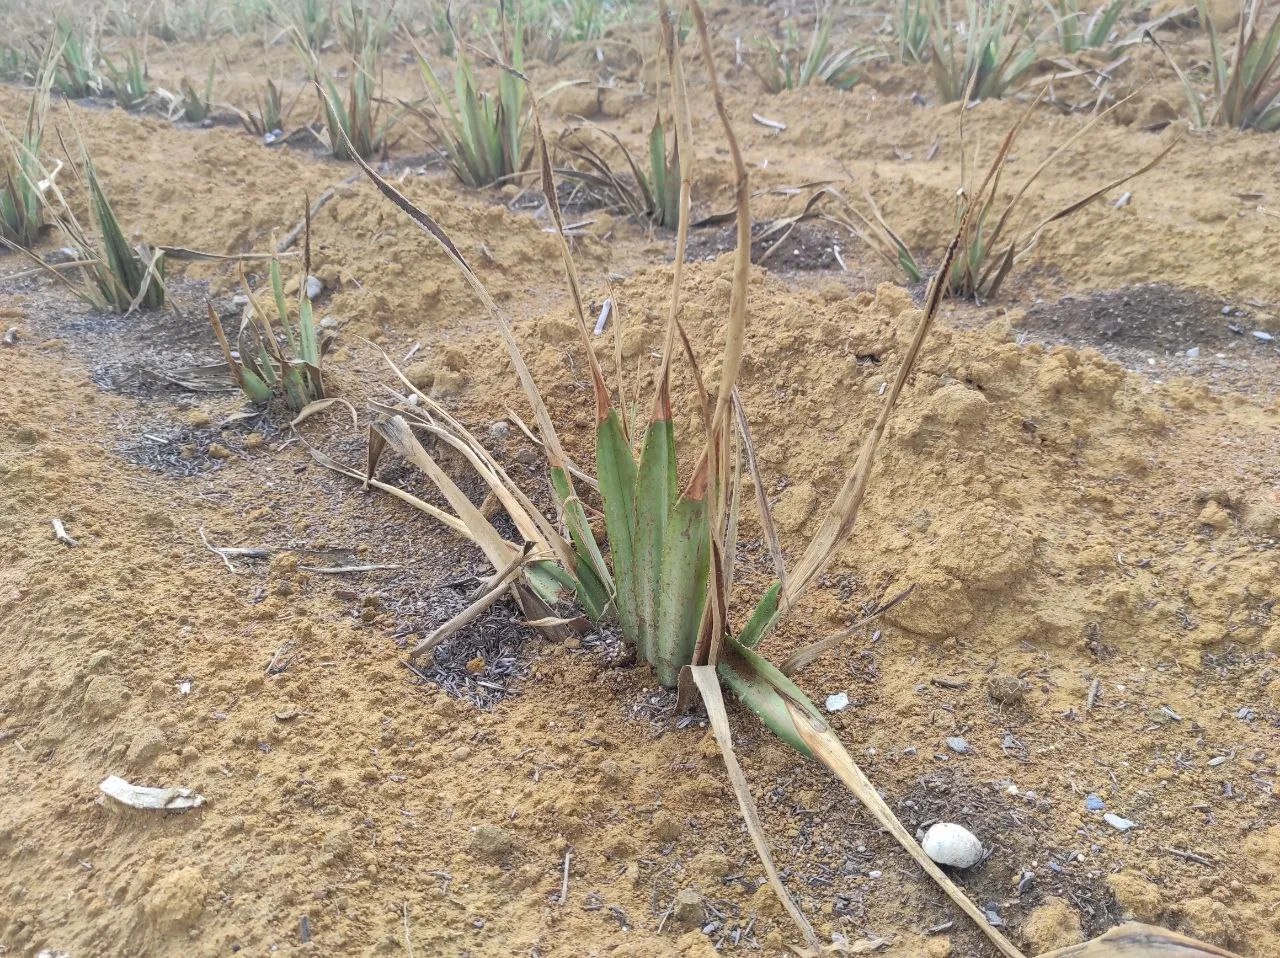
[688,665,820,950]
[290,396,359,428]
[305,443,472,539]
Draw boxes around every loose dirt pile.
[5,256,1279,956]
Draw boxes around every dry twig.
[558,847,572,905]
[298,563,400,574]
[199,526,270,573]
[277,173,361,252]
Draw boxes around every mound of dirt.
[440,261,1279,668]
[4,250,1277,955]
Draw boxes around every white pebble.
[825,692,850,712]
[922,823,984,869]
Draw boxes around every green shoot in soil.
[8,129,166,313]
[178,62,217,122]
[210,241,327,411]
[409,18,528,187]
[0,50,57,248]
[558,115,681,227]
[1045,0,1129,53]
[276,0,333,53]
[927,0,1038,101]
[315,49,394,160]
[1202,0,1280,130]
[896,0,932,62]
[103,45,150,110]
[84,158,166,310]
[317,5,1028,955]
[751,7,883,92]
[236,78,292,136]
[53,18,105,98]
[947,97,1174,299]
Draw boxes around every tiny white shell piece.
[99,776,205,811]
[922,822,984,869]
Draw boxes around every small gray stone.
[305,275,323,300]
[1185,346,1200,358]
[87,649,114,673]
[1103,813,1133,832]
[1150,707,1176,725]
[488,420,511,440]
[598,758,624,783]
[652,811,683,842]
[470,825,519,860]
[985,674,1024,705]
[946,736,970,754]
[1253,330,1274,342]
[671,889,705,926]
[319,316,338,330]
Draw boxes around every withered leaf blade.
[290,396,359,428]
[687,664,819,951]
[782,697,1025,958]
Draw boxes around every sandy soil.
[2,3,1280,957]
